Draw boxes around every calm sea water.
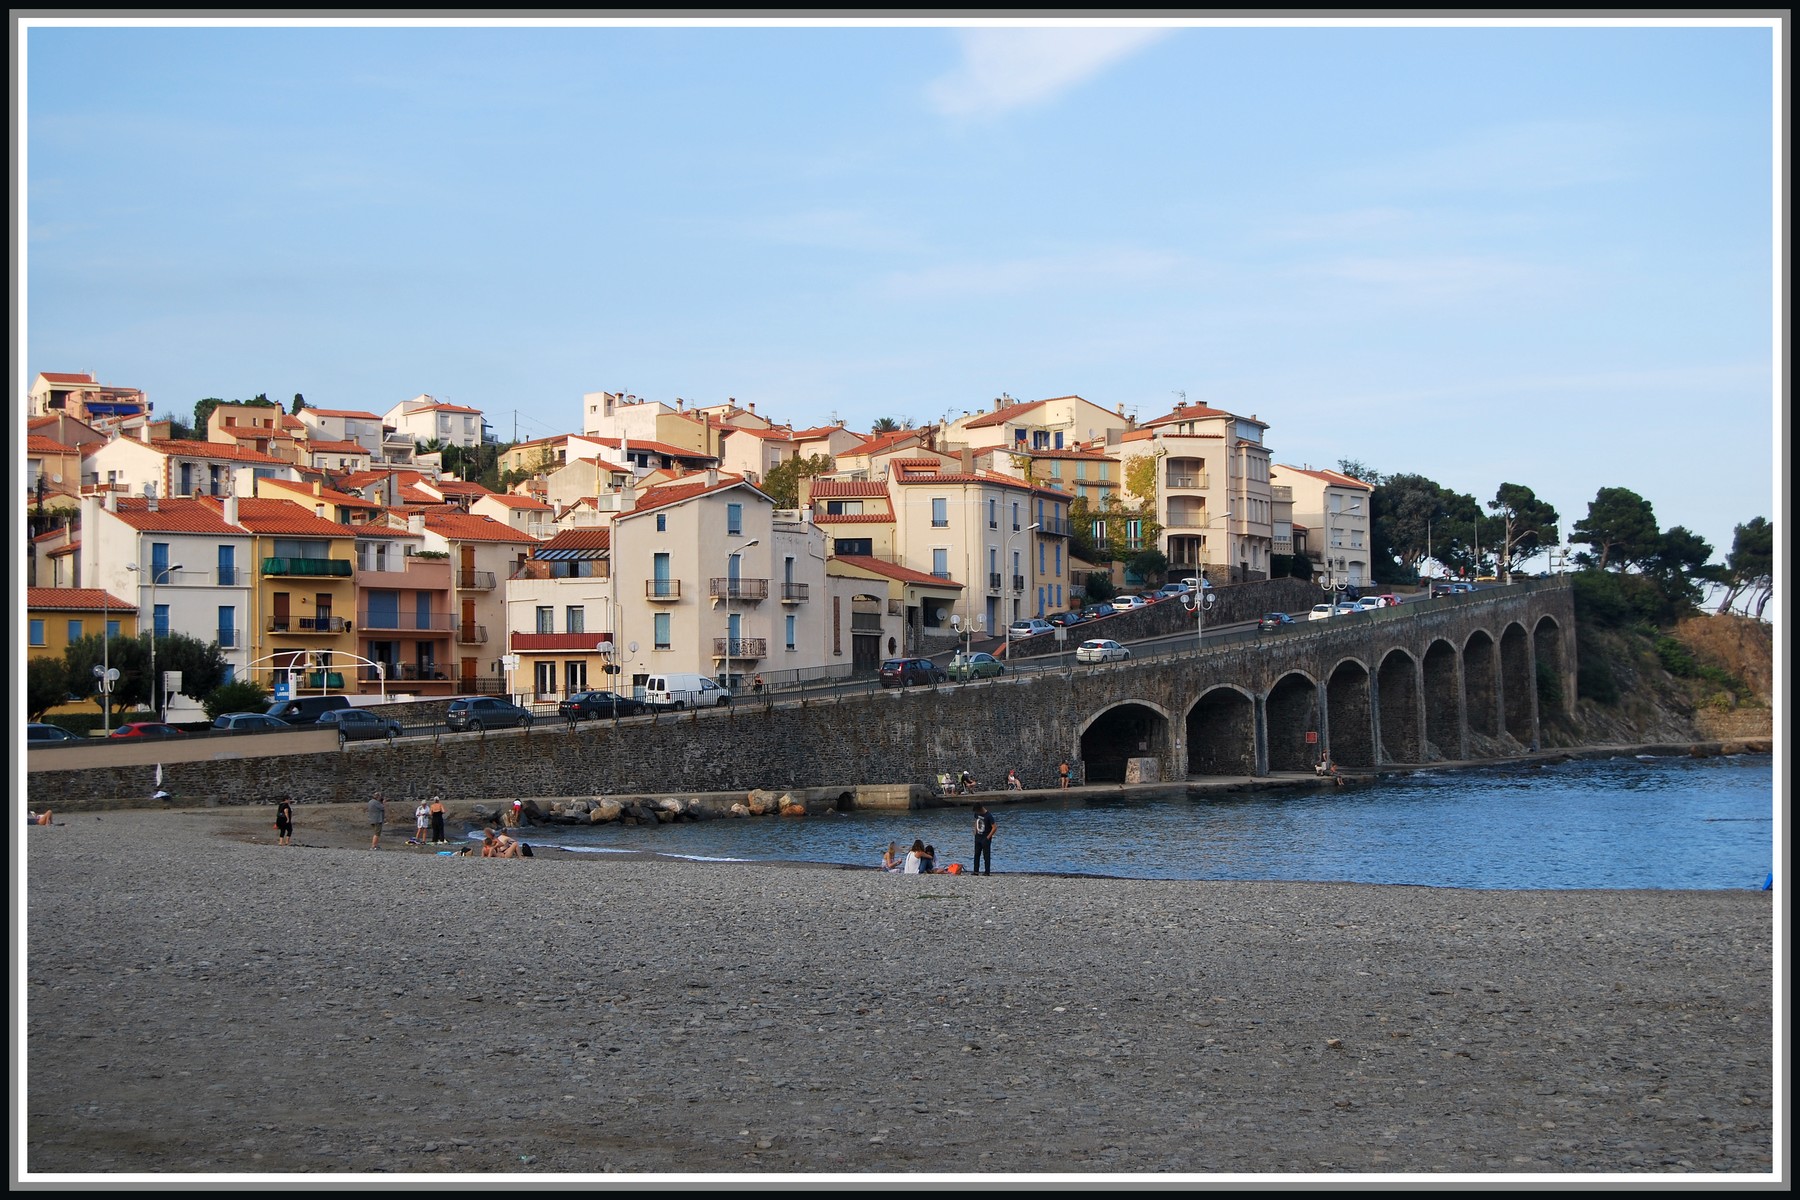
[508,754,1775,890]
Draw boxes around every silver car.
[1075,638,1131,663]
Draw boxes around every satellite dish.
[52,473,63,483]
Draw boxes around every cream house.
[1271,465,1374,588]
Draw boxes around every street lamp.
[127,561,183,721]
[1189,510,1229,652]
[1002,521,1040,664]
[725,538,759,689]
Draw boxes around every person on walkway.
[753,674,764,695]
[275,799,293,846]
[368,792,386,850]
[428,794,447,844]
[1006,769,1023,791]
[1058,760,1071,788]
[973,805,996,876]
[415,800,430,843]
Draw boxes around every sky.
[18,15,1783,566]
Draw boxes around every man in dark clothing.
[973,805,996,875]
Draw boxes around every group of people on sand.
[882,805,998,876]
[480,828,530,858]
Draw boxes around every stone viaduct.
[27,581,1575,808]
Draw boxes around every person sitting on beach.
[882,841,904,872]
[1006,768,1023,791]
[481,829,511,858]
[902,839,926,874]
[957,771,977,796]
[920,844,938,874]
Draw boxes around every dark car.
[1049,611,1083,628]
[1079,603,1116,621]
[27,723,81,744]
[445,697,535,732]
[109,722,186,739]
[1257,612,1297,632]
[879,657,947,688]
[316,707,404,745]
[558,690,647,721]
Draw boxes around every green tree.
[1082,571,1116,603]
[1717,517,1773,617]
[193,394,275,436]
[1126,548,1168,587]
[1642,526,1717,613]
[290,393,307,414]
[870,417,903,434]
[1570,487,1660,571]
[203,678,270,721]
[1369,473,1454,578]
[64,632,231,716]
[1067,496,1101,563]
[27,657,74,721]
[1487,482,1560,580]
[761,453,836,509]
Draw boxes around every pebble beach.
[21,804,1777,1181]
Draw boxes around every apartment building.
[1271,465,1374,587]
[1128,401,1276,583]
[417,510,542,692]
[383,395,486,450]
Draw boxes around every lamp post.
[725,537,759,689]
[128,560,183,721]
[1002,521,1040,664]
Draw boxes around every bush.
[1536,659,1563,707]
[204,678,270,721]
[1577,654,1619,704]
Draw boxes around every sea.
[496,753,1776,891]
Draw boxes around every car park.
[28,723,81,744]
[1075,638,1131,664]
[947,651,1005,681]
[445,697,535,732]
[212,712,292,733]
[1007,618,1054,639]
[880,657,946,688]
[1257,612,1296,631]
[109,722,186,739]
[557,690,648,721]
[317,707,404,744]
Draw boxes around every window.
[834,538,872,556]
[1049,461,1062,478]
[825,500,864,515]
[727,503,743,535]
[1075,462,1086,480]
[218,606,237,649]
[932,548,949,578]
[218,545,236,587]
[535,661,556,698]
[785,614,797,650]
[652,553,672,598]
[566,606,585,634]
[151,542,171,579]
[654,612,671,650]
[29,619,45,646]
[1011,501,1020,531]
[656,513,667,532]
[154,604,169,639]
[565,661,587,694]
[67,619,84,643]
[931,497,948,527]
[1126,519,1143,551]
[1054,544,1062,575]
[536,606,554,634]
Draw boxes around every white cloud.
[926,27,1170,119]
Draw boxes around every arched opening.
[1185,686,1255,777]
[1462,631,1499,739]
[1421,639,1462,761]
[1324,659,1374,768]
[1532,615,1572,726]
[1079,702,1171,783]
[1499,622,1536,746]
[1375,649,1421,764]
[1265,672,1321,773]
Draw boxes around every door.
[272,591,291,632]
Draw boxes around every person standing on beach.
[428,794,446,844]
[1058,759,1071,788]
[415,799,430,844]
[275,799,293,846]
[973,805,996,875]
[368,792,386,850]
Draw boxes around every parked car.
[1079,603,1116,621]
[1373,593,1402,608]
[27,723,81,744]
[880,657,947,688]
[947,651,1005,681]
[1007,618,1054,639]
[445,697,535,732]
[212,712,293,733]
[1350,597,1384,614]
[1049,611,1084,628]
[109,722,186,739]
[263,695,354,725]
[1307,603,1339,622]
[1110,595,1147,610]
[1179,577,1216,591]
[558,690,648,721]
[1156,583,1190,600]
[643,673,732,709]
[316,707,404,745]
[1075,638,1131,664]
[1257,612,1296,631]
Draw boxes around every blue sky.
[20,17,1781,563]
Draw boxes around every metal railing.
[1011,574,1025,593]
[709,577,769,601]
[356,611,452,632]
[262,557,353,577]
[988,572,1003,591]
[646,580,682,600]
[266,615,349,633]
[457,569,497,590]
[713,637,768,659]
[457,623,487,644]
[781,582,810,602]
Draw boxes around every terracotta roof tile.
[258,478,382,510]
[482,493,553,510]
[811,512,896,524]
[146,438,292,466]
[304,408,384,420]
[37,372,96,384]
[961,398,1048,429]
[420,511,541,544]
[28,434,78,454]
[831,555,962,588]
[27,587,136,612]
[808,479,890,498]
[107,496,250,534]
[537,528,612,552]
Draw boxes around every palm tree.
[870,417,902,434]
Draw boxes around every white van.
[643,673,732,710]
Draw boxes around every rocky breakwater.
[523,783,928,828]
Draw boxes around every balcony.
[987,572,1002,592]
[780,582,809,603]
[262,556,352,578]
[1165,472,1210,490]
[646,580,682,602]
[217,566,239,586]
[457,569,497,590]
[266,615,350,634]
[1037,517,1071,537]
[1011,574,1025,593]
[217,627,238,649]
[457,623,488,645]
[712,637,768,661]
[356,610,452,633]
[709,577,769,602]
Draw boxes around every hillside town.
[25,370,1377,721]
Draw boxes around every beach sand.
[21,805,1776,1179]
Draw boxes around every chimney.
[104,489,118,514]
[705,467,719,488]
[408,512,424,536]
[313,480,323,496]
[224,492,239,526]
[747,401,756,415]
[145,482,159,512]
[993,396,1004,413]
[960,448,974,473]
[1116,403,1125,416]
[139,423,152,444]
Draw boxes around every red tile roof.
[808,479,890,498]
[960,398,1049,429]
[106,496,250,534]
[37,372,96,384]
[221,496,358,536]
[433,479,494,498]
[304,408,384,420]
[28,434,78,454]
[832,555,963,588]
[421,511,541,544]
[258,478,382,510]
[612,438,718,460]
[482,493,553,510]
[27,587,136,612]
[147,438,292,466]
[305,439,371,455]
[537,528,612,552]
[848,429,925,456]
[811,511,895,524]
[626,475,764,518]
[1273,465,1374,490]
[1141,402,1266,429]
